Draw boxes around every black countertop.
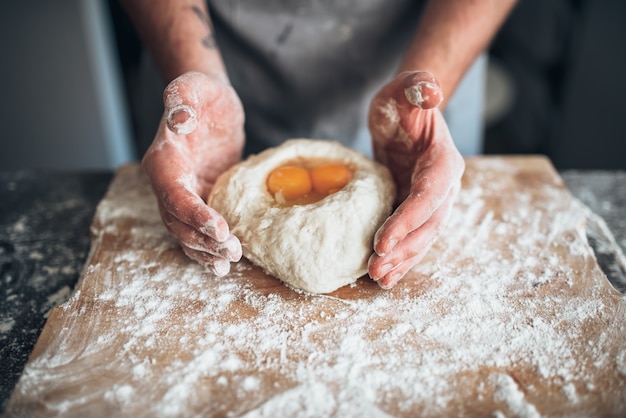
[0,171,112,414]
[1,169,625,414]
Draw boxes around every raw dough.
[208,139,396,293]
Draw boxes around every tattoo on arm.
[191,5,217,49]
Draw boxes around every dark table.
[0,171,112,414]
[1,169,625,414]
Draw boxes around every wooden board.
[6,157,626,417]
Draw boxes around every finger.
[145,152,231,242]
[164,188,230,242]
[373,122,464,256]
[400,71,443,109]
[159,204,234,253]
[374,163,458,256]
[161,209,242,261]
[166,105,198,136]
[369,190,456,287]
[180,245,232,277]
[163,72,221,135]
[164,81,198,135]
[370,180,458,271]
[372,253,427,290]
[369,229,436,284]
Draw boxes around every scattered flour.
[0,318,16,333]
[7,162,626,417]
[617,350,626,377]
[492,373,541,418]
[43,286,71,317]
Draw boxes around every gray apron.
[137,0,485,157]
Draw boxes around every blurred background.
[1,0,624,171]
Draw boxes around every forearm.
[399,0,517,107]
[120,0,228,84]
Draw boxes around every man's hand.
[368,71,465,289]
[142,71,246,276]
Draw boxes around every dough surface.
[208,139,396,293]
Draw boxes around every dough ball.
[208,139,396,294]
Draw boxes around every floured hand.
[367,71,465,289]
[142,71,245,276]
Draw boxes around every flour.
[492,373,541,418]
[0,318,16,333]
[104,384,135,404]
[43,285,71,317]
[48,241,619,413]
[7,161,626,417]
[12,216,27,233]
[163,73,199,136]
[403,82,438,108]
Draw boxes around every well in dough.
[208,139,396,293]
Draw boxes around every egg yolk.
[267,161,353,205]
[311,163,353,195]
[266,165,312,201]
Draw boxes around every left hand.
[367,71,465,289]
[142,72,245,276]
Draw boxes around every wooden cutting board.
[6,156,626,417]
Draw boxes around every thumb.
[163,71,221,135]
[400,71,444,110]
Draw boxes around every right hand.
[142,71,245,276]
[367,71,465,289]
